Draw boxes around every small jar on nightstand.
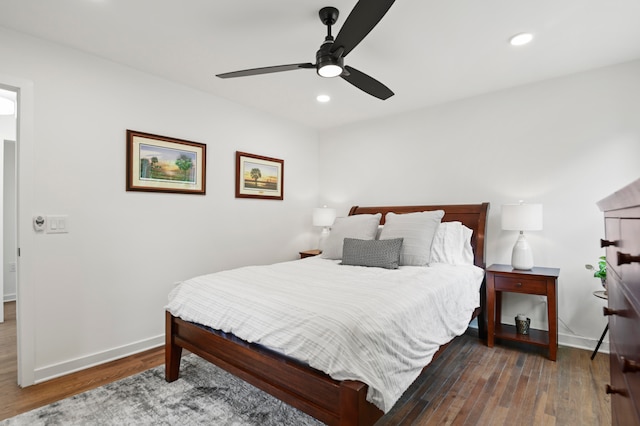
[299,249,322,259]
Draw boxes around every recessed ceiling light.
[509,32,534,46]
[316,94,331,103]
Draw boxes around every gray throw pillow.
[341,238,404,269]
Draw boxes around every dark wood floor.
[1,301,611,425]
[379,330,611,425]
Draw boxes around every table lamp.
[501,202,543,270]
[313,205,336,251]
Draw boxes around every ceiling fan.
[216,1,395,100]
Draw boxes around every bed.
[165,202,489,425]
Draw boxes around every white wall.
[0,27,319,381]
[318,59,640,351]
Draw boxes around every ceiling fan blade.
[332,0,395,58]
[341,65,394,100]
[217,63,314,79]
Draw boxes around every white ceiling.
[1,0,640,129]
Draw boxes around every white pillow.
[321,213,382,260]
[430,221,474,265]
[378,210,444,266]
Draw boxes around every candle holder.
[515,316,531,335]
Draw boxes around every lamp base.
[318,227,330,251]
[511,232,534,270]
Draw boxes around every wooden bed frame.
[165,202,489,426]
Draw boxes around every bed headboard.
[348,203,490,269]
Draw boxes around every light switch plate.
[46,215,69,234]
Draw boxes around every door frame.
[1,75,35,386]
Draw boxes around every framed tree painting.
[235,151,284,200]
[126,130,206,195]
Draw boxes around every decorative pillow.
[378,210,444,266]
[430,221,474,265]
[341,238,403,269]
[321,213,382,260]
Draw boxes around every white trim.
[558,331,609,354]
[468,323,609,354]
[3,293,16,302]
[1,74,35,386]
[34,334,164,383]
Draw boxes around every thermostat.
[33,215,46,232]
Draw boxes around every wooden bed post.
[165,311,183,382]
[339,381,382,426]
[339,381,364,425]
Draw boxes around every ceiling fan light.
[316,45,344,78]
[318,64,343,78]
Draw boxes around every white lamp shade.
[501,203,543,231]
[312,206,336,227]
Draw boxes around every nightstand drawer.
[494,275,547,295]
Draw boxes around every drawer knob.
[600,239,619,248]
[605,385,628,396]
[618,252,640,265]
[603,307,623,317]
[622,357,640,373]
[516,282,523,287]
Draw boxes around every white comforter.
[166,257,484,413]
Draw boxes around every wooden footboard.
[165,308,482,426]
[165,311,383,426]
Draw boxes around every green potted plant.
[585,256,606,288]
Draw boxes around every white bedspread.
[166,257,484,413]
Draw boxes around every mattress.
[166,256,484,412]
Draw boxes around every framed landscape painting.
[235,151,284,200]
[126,130,206,195]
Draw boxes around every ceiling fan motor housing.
[316,41,344,77]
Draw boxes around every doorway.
[0,87,18,395]
[1,87,17,325]
[0,76,35,387]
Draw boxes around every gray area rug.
[1,354,324,425]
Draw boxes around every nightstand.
[486,264,560,361]
[299,249,321,259]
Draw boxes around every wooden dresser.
[597,178,640,426]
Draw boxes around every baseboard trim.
[33,334,164,384]
[558,331,609,354]
[3,293,16,303]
